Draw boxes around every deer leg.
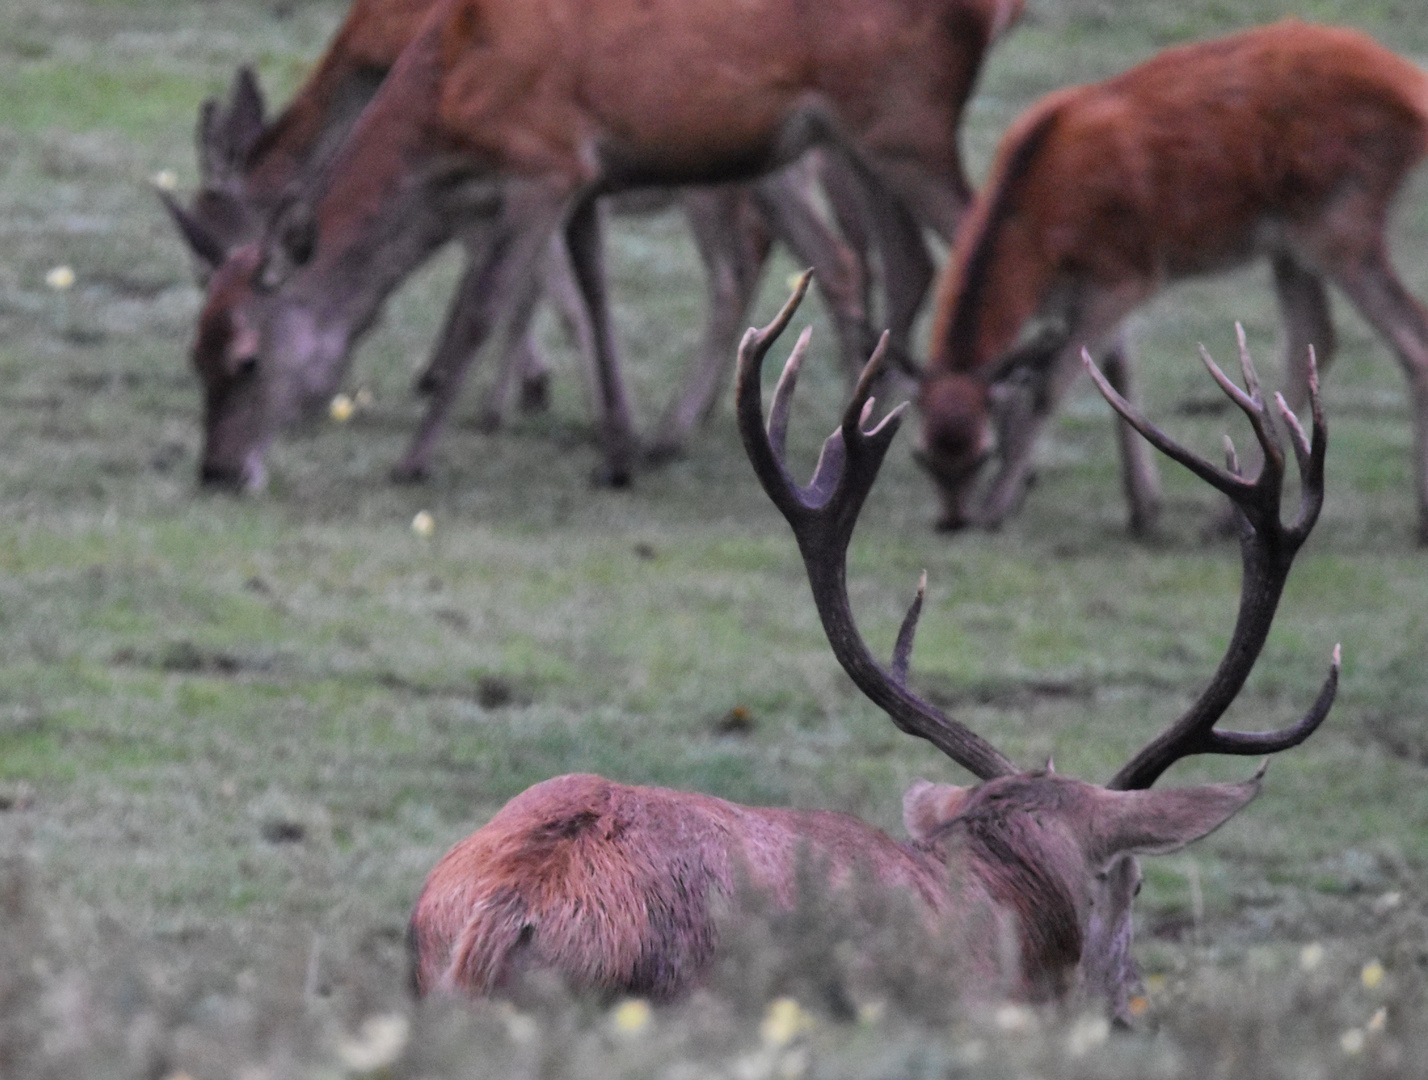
[750,170,872,385]
[818,150,874,317]
[979,289,1144,528]
[1099,331,1162,537]
[411,240,490,397]
[646,186,770,462]
[1272,253,1336,412]
[392,199,565,483]
[563,193,639,486]
[477,325,549,431]
[1330,247,1428,543]
[854,176,935,379]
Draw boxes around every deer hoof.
[519,373,551,413]
[391,461,430,485]
[590,461,634,489]
[643,440,688,467]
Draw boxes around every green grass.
[4,0,1428,1075]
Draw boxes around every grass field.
[3,0,1428,1075]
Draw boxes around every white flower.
[411,510,435,538]
[1064,1013,1110,1057]
[336,1013,410,1073]
[1340,1027,1365,1055]
[329,394,354,422]
[992,1002,1036,1033]
[1298,942,1325,972]
[46,265,75,291]
[498,1003,538,1045]
[152,169,178,191]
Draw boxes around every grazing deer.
[408,277,1339,1021]
[183,0,1020,492]
[917,20,1428,540]
[166,48,876,454]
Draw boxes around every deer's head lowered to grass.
[408,277,1339,1021]
[915,21,1428,539]
[181,0,1024,491]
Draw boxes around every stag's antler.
[736,273,1017,780]
[1082,327,1340,791]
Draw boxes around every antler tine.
[1199,341,1284,484]
[1084,340,1338,792]
[736,282,1018,781]
[1083,348,1248,499]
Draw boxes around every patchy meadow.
[2,0,1428,1075]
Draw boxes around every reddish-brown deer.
[183,0,1020,491]
[408,278,1339,1021]
[163,14,880,455]
[917,20,1428,541]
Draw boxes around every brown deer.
[917,20,1428,541]
[166,47,878,456]
[408,277,1339,1021]
[183,0,1020,491]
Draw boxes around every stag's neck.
[925,814,1086,1002]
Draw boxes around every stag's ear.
[1090,772,1264,862]
[903,780,971,840]
[198,66,268,183]
[258,201,318,291]
[157,189,229,272]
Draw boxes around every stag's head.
[737,275,1338,1021]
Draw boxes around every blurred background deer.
[170,0,1022,490]
[916,21,1428,543]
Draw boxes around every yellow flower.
[152,169,178,191]
[761,998,812,1047]
[856,999,886,1025]
[411,510,435,538]
[1361,960,1385,989]
[611,998,651,1036]
[1298,942,1325,972]
[336,1013,410,1073]
[1065,1014,1110,1057]
[45,265,75,291]
[329,394,355,422]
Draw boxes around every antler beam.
[736,274,1017,781]
[1083,327,1340,791]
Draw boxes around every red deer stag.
[185,0,1020,492]
[165,28,879,455]
[408,277,1339,1021]
[918,20,1428,540]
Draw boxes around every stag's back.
[410,774,948,999]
